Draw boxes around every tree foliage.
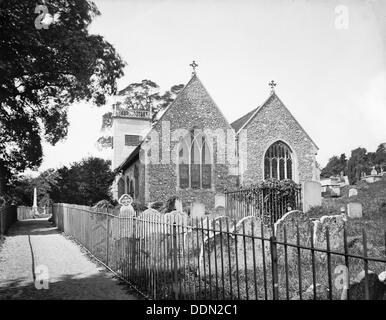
[322,143,386,184]
[10,157,115,206]
[97,80,184,148]
[347,147,367,184]
[9,169,60,206]
[0,0,125,198]
[320,153,347,178]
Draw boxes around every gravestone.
[115,194,136,239]
[138,208,162,234]
[175,198,183,212]
[164,210,188,224]
[215,205,225,216]
[191,201,205,218]
[275,210,313,245]
[347,202,362,219]
[198,229,231,280]
[184,225,202,261]
[275,210,313,265]
[212,215,231,232]
[215,194,226,209]
[234,216,272,269]
[348,188,358,197]
[138,208,161,219]
[313,214,345,252]
[302,181,322,212]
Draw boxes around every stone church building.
[112,70,320,215]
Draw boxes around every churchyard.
[48,181,386,300]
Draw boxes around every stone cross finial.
[190,60,198,75]
[269,80,277,93]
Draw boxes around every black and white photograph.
[0,0,385,307]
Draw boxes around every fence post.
[172,222,179,300]
[106,211,110,266]
[270,235,279,300]
[131,217,137,276]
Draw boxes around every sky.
[35,0,386,174]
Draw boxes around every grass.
[308,177,386,257]
[61,178,386,300]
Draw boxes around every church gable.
[153,74,231,132]
[243,93,318,150]
[240,93,318,184]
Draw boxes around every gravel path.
[0,218,139,300]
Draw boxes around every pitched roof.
[155,73,232,128]
[230,107,258,133]
[116,74,231,172]
[232,92,319,150]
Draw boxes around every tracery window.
[264,141,293,180]
[178,130,212,189]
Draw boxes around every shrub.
[93,199,115,211]
[131,201,148,212]
[149,201,164,211]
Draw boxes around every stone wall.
[144,75,238,212]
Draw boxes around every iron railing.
[53,203,386,300]
[113,109,151,119]
[225,186,302,223]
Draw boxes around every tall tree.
[51,157,115,206]
[347,147,367,184]
[0,0,125,199]
[321,153,347,178]
[9,169,60,206]
[97,80,184,149]
[374,143,386,169]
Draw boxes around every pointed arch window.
[178,130,212,189]
[134,166,139,200]
[264,141,293,180]
[117,177,125,199]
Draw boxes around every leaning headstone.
[212,215,231,232]
[313,214,345,253]
[234,216,272,269]
[275,210,313,245]
[275,210,313,266]
[184,225,202,260]
[348,188,358,197]
[347,202,363,219]
[198,229,231,283]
